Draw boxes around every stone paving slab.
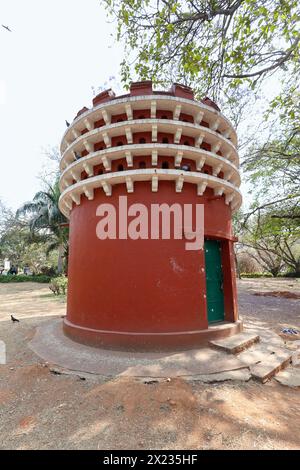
[210,332,260,354]
[29,319,248,379]
[250,349,292,383]
[275,368,300,388]
[237,344,290,366]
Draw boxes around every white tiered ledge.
[59,93,241,219]
[60,94,238,155]
[59,144,240,190]
[59,169,242,218]
[60,119,238,171]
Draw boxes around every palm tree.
[17,179,68,273]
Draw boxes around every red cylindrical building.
[59,81,242,350]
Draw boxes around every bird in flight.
[65,120,70,127]
[2,25,12,32]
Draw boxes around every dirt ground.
[0,279,299,450]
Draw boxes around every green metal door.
[204,240,225,323]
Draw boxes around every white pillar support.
[197,181,207,196]
[152,150,158,166]
[224,150,232,161]
[175,175,184,193]
[211,118,220,131]
[231,200,239,211]
[195,133,205,148]
[214,186,225,197]
[125,126,133,144]
[64,199,72,210]
[72,128,80,139]
[152,175,158,192]
[83,140,93,153]
[71,192,81,205]
[225,192,234,205]
[83,162,93,176]
[174,127,182,144]
[62,160,69,170]
[223,128,233,140]
[125,176,134,193]
[71,170,80,182]
[101,180,112,196]
[102,132,111,148]
[196,156,206,171]
[125,103,133,120]
[102,109,111,125]
[231,176,240,187]
[102,155,111,171]
[62,177,72,190]
[83,186,94,200]
[125,151,133,167]
[150,101,156,118]
[224,170,233,181]
[84,118,93,131]
[173,104,182,120]
[195,111,204,125]
[212,163,223,176]
[152,125,158,142]
[212,140,222,154]
[174,151,183,167]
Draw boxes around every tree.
[241,211,300,276]
[16,179,68,274]
[243,111,300,220]
[103,0,299,101]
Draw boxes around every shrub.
[279,272,300,278]
[240,273,273,278]
[49,276,68,295]
[0,274,52,283]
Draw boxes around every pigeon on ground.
[2,25,12,32]
[11,315,20,323]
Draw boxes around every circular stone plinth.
[29,319,247,379]
[63,318,243,351]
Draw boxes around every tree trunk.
[234,250,241,279]
[57,244,64,274]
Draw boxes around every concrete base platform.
[63,318,243,351]
[29,319,248,379]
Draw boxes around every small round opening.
[161,115,168,119]
[139,138,146,144]
[162,161,169,169]
[138,115,145,119]
[98,169,103,175]
[162,137,169,144]
[118,164,124,172]
[117,141,123,146]
[183,140,190,146]
[139,161,146,169]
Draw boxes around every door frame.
[204,237,238,324]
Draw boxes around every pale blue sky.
[0,0,123,209]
